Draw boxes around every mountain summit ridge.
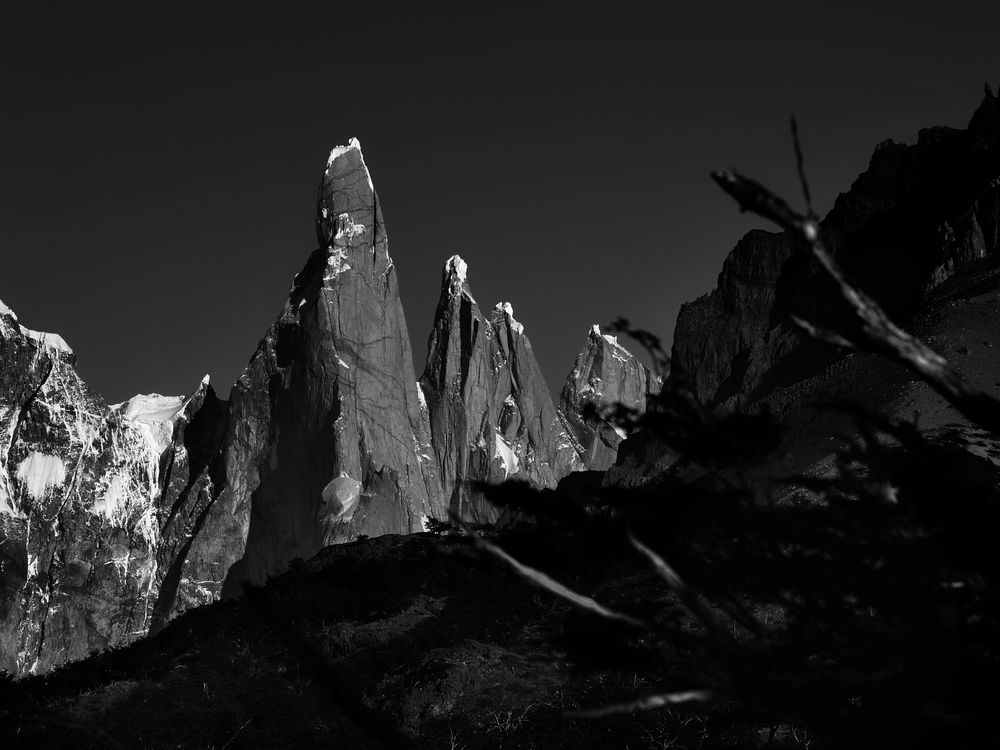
[0,140,652,675]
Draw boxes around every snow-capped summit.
[442,254,476,302]
[325,136,363,170]
[494,301,524,335]
[445,254,468,285]
[0,298,73,354]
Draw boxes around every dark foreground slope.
[758,255,1000,483]
[1,533,812,750]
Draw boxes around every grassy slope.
[1,533,806,750]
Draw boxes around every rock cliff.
[558,325,661,471]
[0,301,227,674]
[672,85,1000,406]
[419,256,584,523]
[221,138,447,590]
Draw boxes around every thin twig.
[568,689,714,718]
[789,315,856,350]
[791,116,815,218]
[628,531,738,646]
[220,718,253,750]
[473,536,647,628]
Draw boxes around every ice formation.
[15,453,67,500]
[494,432,520,478]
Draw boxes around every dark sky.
[3,4,999,403]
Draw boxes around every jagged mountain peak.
[315,137,378,249]
[588,323,630,353]
[558,324,661,472]
[325,136,364,169]
[110,374,213,457]
[493,301,525,335]
[443,254,474,300]
[420,255,587,521]
[0,143,644,677]
[0,307,230,672]
[224,141,443,592]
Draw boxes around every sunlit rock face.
[419,256,585,523]
[220,138,446,592]
[672,86,1000,406]
[0,303,227,674]
[558,325,661,472]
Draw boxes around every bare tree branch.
[791,116,816,219]
[472,536,648,629]
[628,531,740,645]
[567,689,714,718]
[789,315,856,350]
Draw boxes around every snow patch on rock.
[495,302,524,335]
[0,484,17,517]
[0,301,73,353]
[321,472,363,521]
[326,137,362,169]
[325,247,352,279]
[116,393,188,457]
[600,332,632,364]
[324,137,374,192]
[92,474,130,523]
[494,432,520,478]
[15,453,67,500]
[21,326,73,355]
[445,255,468,285]
[334,213,366,242]
[444,255,476,302]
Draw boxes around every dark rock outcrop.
[419,256,584,522]
[221,139,446,591]
[147,379,230,633]
[558,325,662,471]
[672,85,1000,406]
